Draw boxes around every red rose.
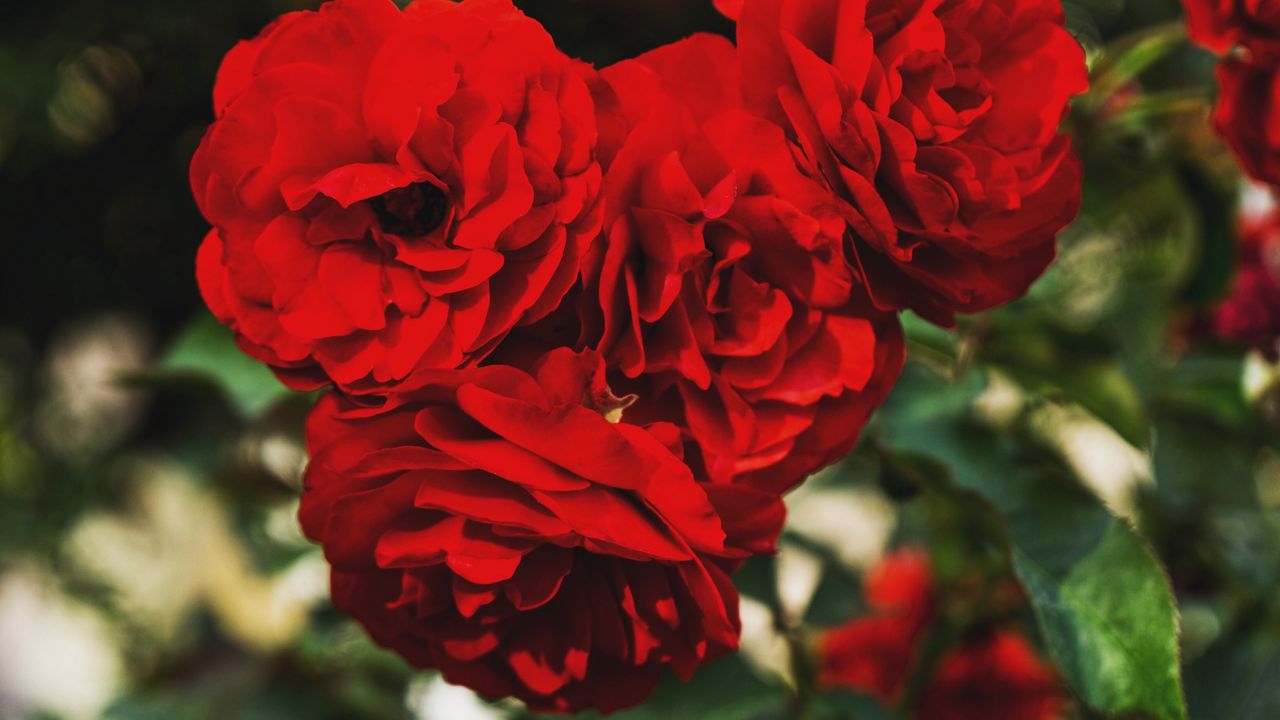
[722,0,1088,324]
[1184,0,1280,60]
[916,632,1065,720]
[1214,59,1280,186]
[817,549,933,697]
[819,549,1064,719]
[581,35,905,492]
[1212,206,1280,357]
[298,348,785,713]
[714,0,745,19]
[192,0,601,394]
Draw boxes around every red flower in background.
[299,348,785,714]
[1212,207,1280,357]
[818,549,933,697]
[719,0,1088,324]
[1213,60,1280,187]
[193,0,601,394]
[1184,0,1280,185]
[917,632,1066,720]
[1184,0,1280,60]
[582,35,904,493]
[819,549,1064,719]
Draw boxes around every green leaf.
[1177,163,1240,309]
[986,340,1148,447]
[1152,416,1257,511]
[803,556,862,629]
[901,310,958,370]
[1086,21,1188,115]
[1156,351,1252,431]
[1185,632,1280,719]
[735,553,782,613]
[878,362,1188,720]
[1014,527,1182,717]
[814,689,896,720]
[155,313,294,417]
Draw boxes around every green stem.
[1084,20,1190,115]
[785,623,818,720]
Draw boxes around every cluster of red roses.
[818,550,1063,720]
[190,0,1086,712]
[1184,0,1280,358]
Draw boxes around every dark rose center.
[371,183,449,237]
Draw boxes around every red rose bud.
[299,348,786,714]
[1184,0,1280,62]
[1212,207,1280,358]
[583,35,905,493]
[192,0,602,394]
[819,549,1064,720]
[723,0,1089,325]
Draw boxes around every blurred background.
[1,0,1277,718]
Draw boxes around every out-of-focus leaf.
[1086,21,1187,113]
[1101,89,1210,131]
[1157,352,1251,430]
[1149,352,1260,516]
[736,554,782,613]
[1153,417,1257,510]
[1063,0,1121,52]
[154,313,292,418]
[986,335,1147,446]
[802,557,862,629]
[878,362,1187,720]
[104,695,211,720]
[1062,362,1148,444]
[814,689,896,720]
[1185,632,1280,720]
[1178,163,1240,308]
[901,311,958,370]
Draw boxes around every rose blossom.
[1183,1,1280,185]
[192,0,601,394]
[817,549,933,697]
[915,633,1066,720]
[1184,0,1280,61]
[299,348,785,713]
[819,549,1064,719]
[718,0,1088,324]
[1213,59,1280,187]
[581,34,905,492]
[1212,206,1280,357]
